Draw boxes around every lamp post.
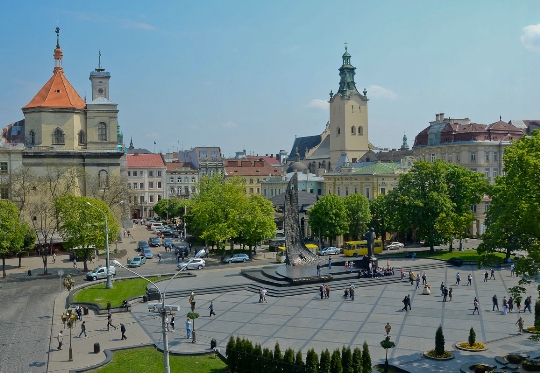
[61,308,77,361]
[380,322,395,373]
[112,260,183,373]
[86,202,112,289]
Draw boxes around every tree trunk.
[42,254,48,275]
[248,245,253,259]
[83,259,88,272]
[449,241,453,253]
[506,248,511,260]
[2,254,6,279]
[430,244,434,253]
[18,253,22,268]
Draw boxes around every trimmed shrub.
[342,346,353,373]
[352,347,362,373]
[274,342,283,373]
[435,325,445,356]
[241,339,253,373]
[362,342,371,373]
[295,350,305,373]
[252,343,263,373]
[330,348,343,373]
[226,336,237,372]
[320,348,331,373]
[236,336,243,372]
[262,347,273,372]
[468,327,476,347]
[284,348,295,371]
[306,348,319,373]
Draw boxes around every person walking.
[406,294,412,310]
[443,287,448,302]
[490,269,496,280]
[52,253,56,264]
[449,287,453,301]
[416,275,420,290]
[316,263,321,276]
[157,253,162,262]
[455,272,461,285]
[325,284,330,299]
[400,268,405,282]
[440,282,445,296]
[107,313,117,331]
[484,271,489,282]
[261,288,267,303]
[409,271,415,286]
[524,296,532,313]
[57,330,63,350]
[510,263,515,276]
[349,284,355,301]
[516,298,522,313]
[209,301,216,316]
[508,297,514,313]
[328,257,332,270]
[503,296,508,315]
[345,261,349,273]
[170,314,175,330]
[422,272,427,285]
[186,318,192,339]
[492,295,499,311]
[78,321,87,338]
[467,273,472,286]
[165,316,170,331]
[120,323,127,340]
[107,301,111,313]
[319,284,324,300]
[516,316,525,335]
[473,298,480,315]
[73,258,77,269]
[401,296,408,312]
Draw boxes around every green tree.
[273,341,283,373]
[308,194,348,245]
[352,347,362,373]
[305,348,319,373]
[468,327,476,347]
[295,350,305,373]
[238,194,276,258]
[319,348,331,373]
[283,348,295,372]
[369,193,394,243]
[226,336,237,372]
[361,342,371,373]
[252,343,263,373]
[0,200,26,278]
[342,346,353,373]
[330,348,342,373]
[152,198,188,221]
[235,336,243,372]
[55,196,119,272]
[435,325,445,356]
[262,347,273,373]
[241,339,253,373]
[344,194,371,240]
[13,222,37,269]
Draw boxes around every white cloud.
[189,124,199,130]
[521,24,540,51]
[306,99,328,110]
[366,85,398,100]
[221,121,238,129]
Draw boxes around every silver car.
[177,258,206,270]
[319,247,340,256]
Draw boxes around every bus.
[276,244,319,263]
[343,240,383,257]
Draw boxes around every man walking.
[493,294,499,311]
[443,287,448,302]
[490,268,496,280]
[455,272,461,285]
[165,316,170,331]
[120,323,127,340]
[440,282,445,296]
[416,275,420,289]
[78,321,87,338]
[484,271,489,282]
[516,316,525,335]
[401,296,408,312]
[325,284,331,299]
[406,294,412,310]
[107,313,117,331]
[510,263,515,276]
[186,318,192,339]
[319,284,324,300]
[473,298,480,315]
[467,273,472,286]
[57,330,63,350]
[316,263,321,276]
[209,301,216,316]
[350,284,355,301]
[52,253,56,264]
[328,257,332,270]
[503,296,508,315]
[422,272,427,285]
[524,296,532,313]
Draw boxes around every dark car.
[163,238,173,249]
[160,229,179,238]
[148,237,161,247]
[173,243,188,256]
[137,241,149,251]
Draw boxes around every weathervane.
[55,26,60,48]
[344,41,348,51]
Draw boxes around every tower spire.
[337,45,358,99]
[55,26,60,48]
[96,50,105,72]
[53,26,63,71]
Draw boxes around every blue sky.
[1,1,540,157]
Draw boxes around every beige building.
[166,161,199,200]
[126,154,166,219]
[224,158,282,196]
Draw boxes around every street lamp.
[112,260,183,373]
[61,308,77,361]
[86,202,112,289]
[380,322,395,373]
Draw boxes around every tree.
[235,336,243,372]
[252,343,263,373]
[12,222,37,268]
[241,339,253,373]
[86,172,133,210]
[305,348,319,373]
[0,200,26,278]
[262,347,274,373]
[343,194,371,240]
[361,342,371,373]
[369,193,394,244]
[295,350,305,373]
[273,341,283,373]
[152,198,189,221]
[56,196,119,272]
[226,336,237,372]
[283,348,295,372]
[319,348,331,373]
[435,325,445,356]
[468,327,476,347]
[352,347,362,373]
[238,194,276,258]
[308,194,348,245]
[330,348,342,373]
[341,345,353,373]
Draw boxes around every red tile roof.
[166,161,196,171]
[224,159,281,177]
[23,68,86,110]
[247,155,281,166]
[127,154,166,168]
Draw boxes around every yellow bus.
[343,240,383,257]
[276,244,319,263]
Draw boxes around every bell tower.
[328,45,370,167]
[89,50,111,100]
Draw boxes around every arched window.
[29,130,36,145]
[78,130,86,145]
[337,127,341,135]
[358,126,363,135]
[52,128,65,145]
[98,170,109,188]
[98,122,107,141]
[351,126,356,135]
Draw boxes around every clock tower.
[89,50,110,100]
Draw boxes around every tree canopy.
[343,193,371,240]
[0,200,27,278]
[308,194,348,245]
[152,198,189,221]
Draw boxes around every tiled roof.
[224,159,281,177]
[127,154,166,168]
[289,135,322,160]
[247,155,281,166]
[352,162,402,175]
[166,162,196,171]
[23,69,85,110]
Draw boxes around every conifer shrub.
[352,347,362,373]
[330,348,343,373]
[306,348,319,373]
[362,342,371,373]
[320,348,331,373]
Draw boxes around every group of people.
[342,284,355,300]
[319,284,331,299]
[492,294,533,314]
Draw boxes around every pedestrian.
[422,272,427,285]
[443,287,448,302]
[503,296,508,315]
[73,258,77,269]
[107,301,111,313]
[440,282,445,296]
[516,316,525,335]
[524,296,532,313]
[350,284,355,301]
[492,294,499,311]
[127,230,131,238]
[400,268,405,282]
[316,263,321,276]
[78,321,87,338]
[409,271,415,286]
[345,261,349,272]
[490,268,495,280]
[120,323,127,340]
[209,301,216,316]
[449,287,453,301]
[467,273,472,286]
[261,287,267,303]
[328,257,332,270]
[259,287,263,303]
[52,253,56,264]
[508,297,514,313]
[516,297,522,313]
[107,313,117,331]
[455,272,461,285]
[510,263,515,276]
[473,298,480,315]
[57,330,63,350]
[401,296,408,312]
[484,271,489,282]
[186,318,192,339]
[165,316,170,331]
[123,230,126,238]
[415,275,420,290]
[158,253,162,262]
[189,243,192,252]
[325,284,330,299]
[170,314,175,330]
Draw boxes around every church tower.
[89,51,110,100]
[329,46,369,167]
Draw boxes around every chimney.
[440,113,444,121]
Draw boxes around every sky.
[1,1,540,158]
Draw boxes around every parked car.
[385,242,404,250]
[143,248,154,259]
[149,237,161,247]
[319,247,340,256]
[223,253,249,263]
[128,256,146,267]
[137,241,149,251]
[86,266,116,281]
[177,258,206,270]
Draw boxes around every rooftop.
[127,153,166,168]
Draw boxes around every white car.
[386,242,404,250]
[178,258,206,270]
[319,247,340,256]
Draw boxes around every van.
[151,222,163,232]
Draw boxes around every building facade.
[178,147,224,178]
[127,153,166,219]
[224,158,282,196]
[262,171,324,198]
[165,161,198,200]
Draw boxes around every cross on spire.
[344,41,348,51]
[55,26,60,48]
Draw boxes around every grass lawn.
[73,276,171,308]
[382,249,507,262]
[89,346,227,373]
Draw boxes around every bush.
[295,350,305,373]
[283,348,295,371]
[252,344,262,373]
[274,342,283,373]
[330,348,343,373]
[352,347,362,373]
[226,336,237,372]
[535,301,540,331]
[262,347,273,372]
[306,348,319,373]
[362,342,371,373]
[342,346,353,373]
[507,354,522,364]
[320,349,331,373]
[522,359,540,372]
[435,325,445,356]
[241,339,253,373]
[468,327,476,347]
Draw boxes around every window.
[351,105,354,113]
[98,170,109,188]
[317,189,322,195]
[337,187,340,196]
[140,196,145,203]
[484,169,490,179]
[157,171,162,177]
[448,155,452,163]
[191,186,196,193]
[351,126,356,135]
[0,186,8,199]
[191,177,196,183]
[471,204,476,213]
[337,127,341,135]
[29,130,36,145]
[157,182,162,188]
[456,153,460,162]
[149,181,154,189]
[149,171,153,177]
[140,183,144,189]
[381,187,386,195]
[484,202,490,212]
[354,187,358,194]
[358,126,363,135]
[184,177,189,183]
[52,128,65,145]
[128,171,131,176]
[133,171,138,177]
[485,152,490,163]
[133,183,138,189]
[257,187,260,194]
[177,177,182,183]
[211,151,218,156]
[249,188,254,193]
[97,122,107,141]
[249,179,253,184]
[128,183,131,189]
[170,188,175,195]
[494,152,498,161]
[157,195,162,201]
[184,186,189,194]
[149,195,154,203]
[0,162,7,174]
[263,189,267,196]
[170,177,174,183]
[493,170,498,178]
[78,130,86,145]
[470,152,476,162]
[365,187,370,199]
[440,154,445,161]
[200,151,207,156]
[177,187,181,195]
[345,187,349,196]
[430,154,436,162]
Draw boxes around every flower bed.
[424,350,454,360]
[455,342,488,352]
[523,359,540,372]
[525,326,537,333]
